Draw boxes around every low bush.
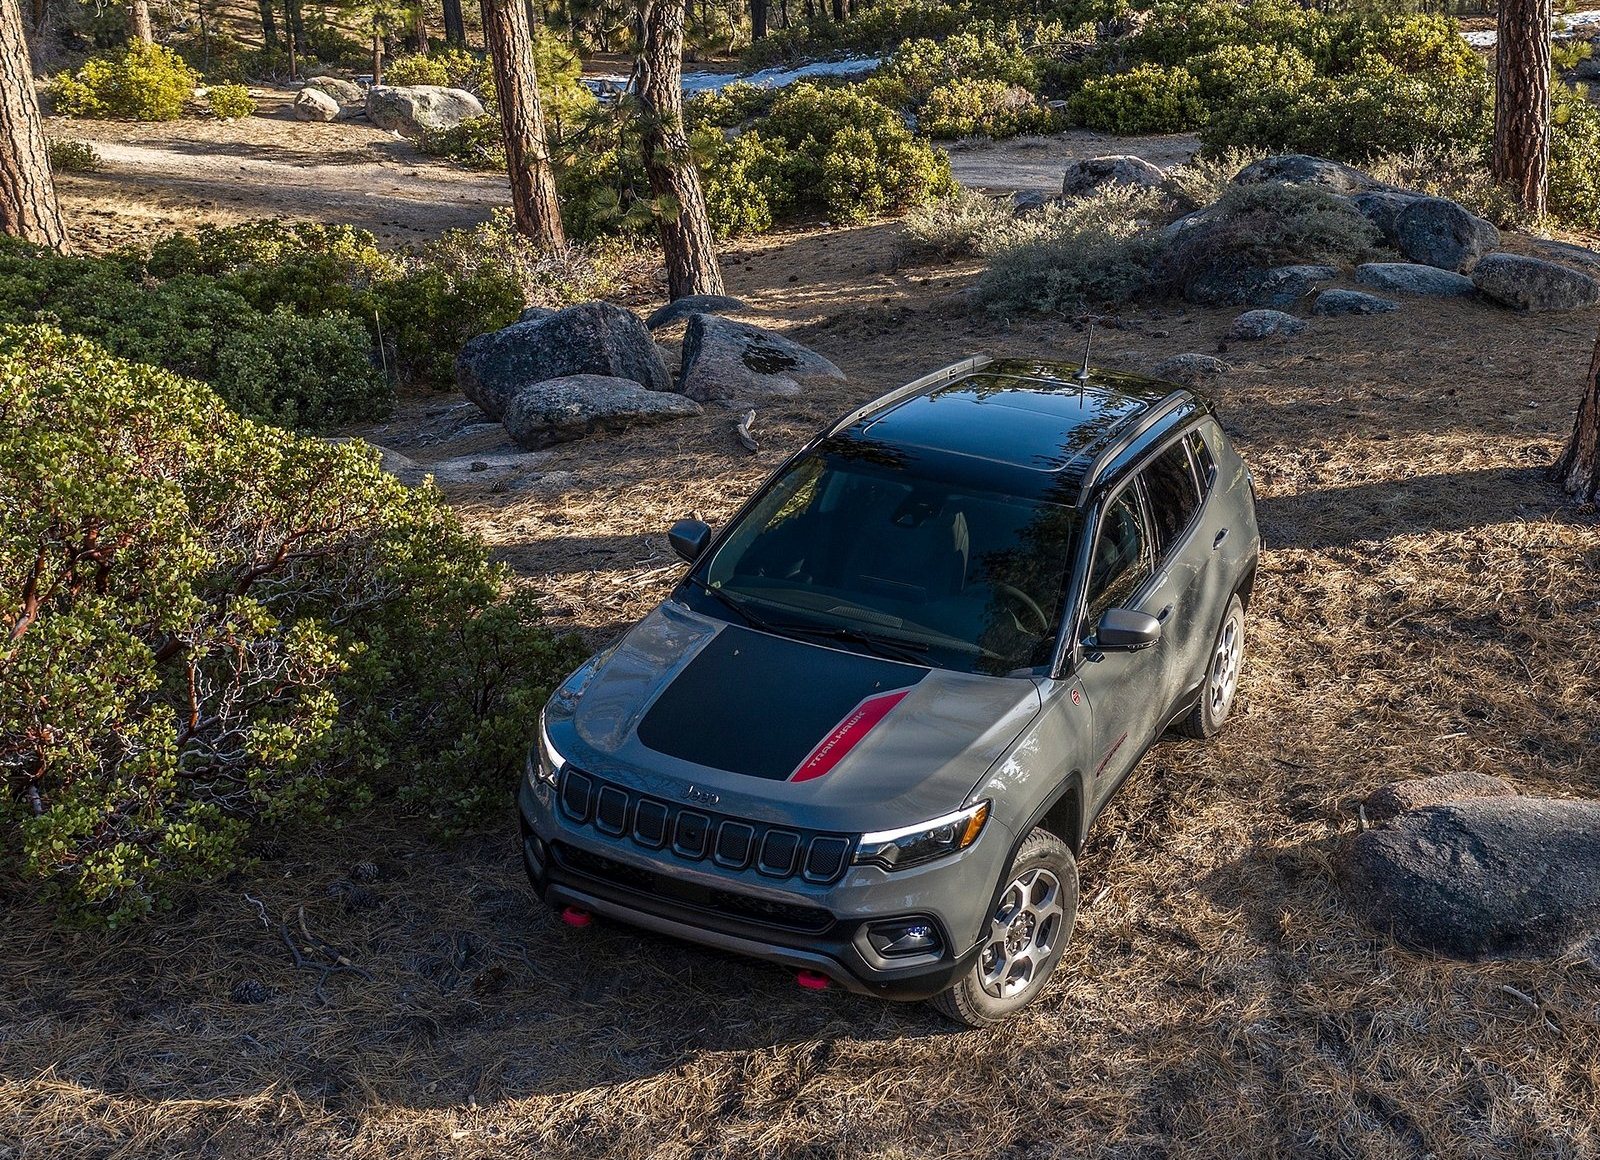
[1068,63,1204,134]
[920,78,1061,139]
[204,82,257,118]
[0,325,584,923]
[1364,145,1520,228]
[419,113,507,169]
[975,186,1170,314]
[1551,83,1600,229]
[46,137,100,173]
[903,186,1015,258]
[52,42,200,121]
[739,0,973,68]
[1154,181,1379,293]
[1162,145,1266,210]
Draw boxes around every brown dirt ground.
[6,125,1600,1159]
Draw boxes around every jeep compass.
[518,355,1261,1024]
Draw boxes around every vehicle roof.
[819,358,1201,506]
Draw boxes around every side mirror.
[1095,607,1162,652]
[668,518,712,563]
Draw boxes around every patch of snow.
[1463,8,1600,47]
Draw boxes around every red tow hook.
[560,906,593,928]
[795,969,831,991]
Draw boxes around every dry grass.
[4,218,1600,1159]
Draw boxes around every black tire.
[929,828,1078,1027]
[1176,593,1246,740]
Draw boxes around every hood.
[551,601,1042,833]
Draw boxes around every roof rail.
[827,354,994,436]
[1074,390,1191,508]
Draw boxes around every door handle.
[1156,605,1173,623]
[1212,528,1230,550]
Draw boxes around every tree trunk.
[371,29,382,83]
[483,0,565,247]
[830,0,845,22]
[1554,327,1600,503]
[257,0,277,48]
[415,5,429,54]
[750,0,766,38]
[128,0,153,42]
[0,0,65,249]
[637,0,724,298]
[31,0,44,33]
[1491,0,1551,217]
[443,0,465,43]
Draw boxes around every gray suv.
[519,356,1260,1024]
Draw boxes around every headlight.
[853,801,989,871]
[533,711,566,787]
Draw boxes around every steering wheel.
[995,583,1049,635]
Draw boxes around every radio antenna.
[1075,323,1094,393]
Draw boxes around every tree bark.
[483,0,565,247]
[414,4,430,54]
[1554,326,1600,503]
[371,28,382,83]
[443,0,465,43]
[31,0,44,32]
[0,0,65,249]
[750,0,766,38]
[637,0,724,298]
[830,0,845,23]
[257,0,277,47]
[128,0,153,42]
[1491,0,1551,217]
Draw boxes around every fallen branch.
[735,409,759,454]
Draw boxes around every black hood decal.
[635,625,926,780]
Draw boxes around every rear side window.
[1141,442,1201,555]
[1187,430,1216,494]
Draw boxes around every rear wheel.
[1176,593,1245,739]
[929,828,1078,1027]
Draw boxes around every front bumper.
[517,776,1005,1001]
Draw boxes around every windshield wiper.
[769,619,930,666]
[683,576,777,632]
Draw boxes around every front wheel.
[1176,593,1245,740]
[929,829,1078,1027]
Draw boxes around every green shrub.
[975,186,1170,314]
[383,52,454,88]
[205,82,257,118]
[1155,181,1379,294]
[0,325,584,923]
[52,42,200,121]
[1068,63,1204,134]
[213,307,385,428]
[1550,84,1600,229]
[903,186,1014,258]
[740,0,973,68]
[419,113,507,169]
[920,78,1061,139]
[1163,145,1266,211]
[46,138,100,173]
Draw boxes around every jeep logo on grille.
[683,785,720,806]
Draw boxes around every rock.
[1355,262,1477,297]
[1152,353,1228,385]
[292,88,340,122]
[518,306,558,324]
[1349,189,1423,245]
[646,294,748,331]
[1312,288,1400,316]
[1343,795,1600,962]
[1226,309,1307,340]
[677,314,846,404]
[1471,253,1600,311]
[365,85,484,136]
[1186,263,1337,308]
[1527,237,1600,272]
[456,302,671,421]
[304,75,364,104]
[1363,772,1517,824]
[1232,154,1381,195]
[501,374,703,449]
[1159,208,1211,242]
[1010,190,1054,214]
[1062,155,1166,198]
[1393,197,1500,272]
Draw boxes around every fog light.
[866,917,942,957]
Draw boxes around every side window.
[1141,441,1202,557]
[1084,488,1152,625]
[1187,430,1216,495]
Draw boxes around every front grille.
[552,842,836,933]
[556,767,855,885]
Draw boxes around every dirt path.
[49,96,1201,250]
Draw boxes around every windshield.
[689,452,1081,675]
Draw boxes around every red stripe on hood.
[789,688,912,783]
